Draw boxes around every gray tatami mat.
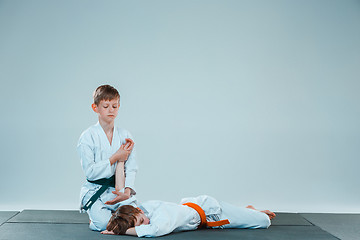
[0,223,338,240]
[271,213,312,226]
[301,213,360,240]
[0,212,18,225]
[5,210,312,226]
[152,227,338,240]
[264,226,338,240]
[7,210,89,224]
[6,211,310,226]
[0,223,118,240]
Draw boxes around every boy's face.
[134,213,150,226]
[92,98,120,124]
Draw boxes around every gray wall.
[0,0,359,212]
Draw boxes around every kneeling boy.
[78,85,138,231]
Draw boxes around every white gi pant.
[181,195,270,230]
[218,200,270,229]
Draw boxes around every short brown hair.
[106,205,141,235]
[93,85,120,105]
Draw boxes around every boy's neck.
[99,119,114,134]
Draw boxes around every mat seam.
[300,218,341,240]
[315,226,341,240]
[0,211,21,227]
[270,225,341,239]
[298,214,314,226]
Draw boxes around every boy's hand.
[116,138,135,162]
[124,138,134,151]
[116,144,131,162]
[105,190,130,205]
[109,138,135,165]
[101,230,115,235]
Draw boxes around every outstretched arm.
[106,138,135,205]
[101,228,138,237]
[115,161,125,191]
[105,144,130,205]
[123,137,137,194]
[115,138,134,191]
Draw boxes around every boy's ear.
[91,103,98,113]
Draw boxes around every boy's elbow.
[85,168,104,181]
[84,169,97,180]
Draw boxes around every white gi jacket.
[77,122,138,210]
[135,195,222,237]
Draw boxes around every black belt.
[82,175,115,211]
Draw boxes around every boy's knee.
[250,212,271,229]
[86,201,112,231]
[87,209,112,231]
[260,215,271,228]
[89,218,109,231]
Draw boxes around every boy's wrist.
[109,155,118,165]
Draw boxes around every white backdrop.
[0,0,359,213]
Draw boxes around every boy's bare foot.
[261,210,276,220]
[246,205,256,210]
[246,205,276,220]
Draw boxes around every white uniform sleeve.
[77,132,112,180]
[124,131,138,194]
[135,222,172,238]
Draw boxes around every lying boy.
[102,195,276,237]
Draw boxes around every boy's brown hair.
[93,85,120,105]
[106,205,141,235]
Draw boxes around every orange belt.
[183,202,230,228]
